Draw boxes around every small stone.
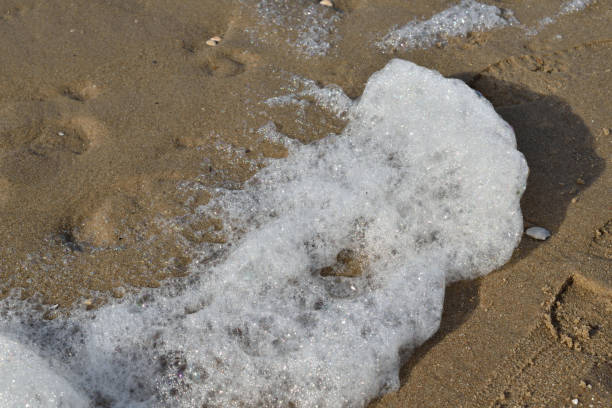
[576,178,585,185]
[525,226,551,241]
[571,197,578,204]
[571,398,578,405]
[210,35,222,42]
[58,131,65,136]
[319,0,333,7]
[603,128,610,136]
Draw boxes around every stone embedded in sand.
[319,0,334,7]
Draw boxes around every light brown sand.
[0,0,610,406]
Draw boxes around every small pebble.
[572,398,578,405]
[319,0,334,7]
[603,128,610,136]
[525,226,551,241]
[576,178,585,185]
[58,131,65,136]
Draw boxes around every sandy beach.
[0,0,610,406]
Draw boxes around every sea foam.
[0,335,87,407]
[0,59,528,407]
[380,0,516,51]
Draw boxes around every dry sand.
[0,0,610,406]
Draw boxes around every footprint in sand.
[27,116,107,156]
[199,45,262,78]
[200,51,247,78]
[589,219,612,260]
[179,19,260,79]
[181,40,255,78]
[476,275,612,407]
[61,80,102,102]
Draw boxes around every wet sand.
[0,0,610,406]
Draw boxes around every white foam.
[0,59,527,407]
[0,335,87,408]
[265,75,353,119]
[379,0,516,51]
[250,0,341,56]
[528,0,596,35]
[560,0,595,14]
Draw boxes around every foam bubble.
[379,0,516,51]
[0,59,527,407]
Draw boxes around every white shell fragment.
[206,35,222,46]
[525,226,551,240]
[320,0,334,7]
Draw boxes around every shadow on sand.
[370,75,604,405]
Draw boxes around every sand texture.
[0,0,610,406]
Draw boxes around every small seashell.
[525,226,551,241]
[319,0,333,7]
[206,36,222,46]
